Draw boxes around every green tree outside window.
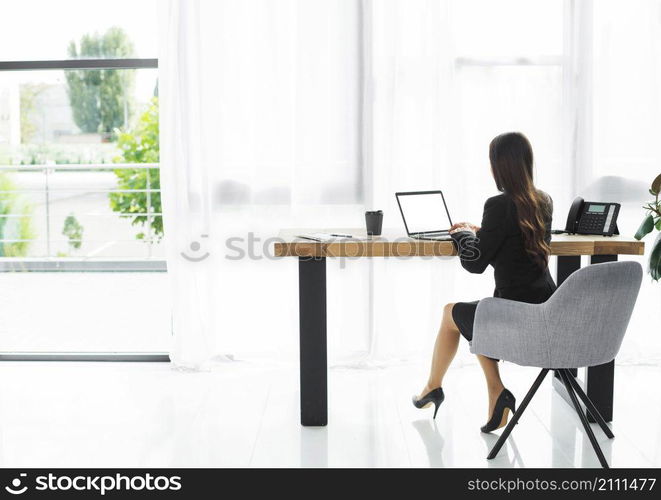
[66,27,135,139]
[109,97,161,240]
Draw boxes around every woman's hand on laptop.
[449,222,479,234]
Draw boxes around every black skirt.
[452,301,479,341]
[452,271,557,342]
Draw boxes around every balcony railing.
[0,163,163,266]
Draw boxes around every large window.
[0,0,160,259]
[1,0,167,356]
[450,0,565,210]
[0,68,160,259]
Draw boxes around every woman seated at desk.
[412,132,557,432]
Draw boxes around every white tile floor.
[0,360,658,468]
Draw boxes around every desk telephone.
[561,196,620,236]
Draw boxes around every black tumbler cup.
[365,210,383,236]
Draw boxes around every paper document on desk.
[295,232,363,242]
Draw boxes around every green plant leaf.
[635,214,655,240]
[650,232,661,281]
[657,218,661,231]
[652,173,661,195]
[109,97,161,241]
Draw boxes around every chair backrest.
[544,261,642,368]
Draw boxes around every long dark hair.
[489,132,551,269]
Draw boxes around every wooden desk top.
[273,228,645,258]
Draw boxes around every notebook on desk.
[295,232,361,242]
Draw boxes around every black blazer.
[450,192,557,303]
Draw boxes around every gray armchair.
[471,261,643,468]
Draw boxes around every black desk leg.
[298,257,328,426]
[585,360,614,423]
[557,255,581,286]
[585,255,618,422]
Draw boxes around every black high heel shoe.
[412,387,445,419]
[481,389,516,433]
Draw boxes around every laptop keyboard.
[413,234,452,241]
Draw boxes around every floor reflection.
[480,431,525,468]
[582,433,613,468]
[300,427,328,468]
[412,419,444,467]
[550,386,614,467]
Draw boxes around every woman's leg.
[477,354,505,417]
[419,303,461,397]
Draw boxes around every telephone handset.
[563,196,620,236]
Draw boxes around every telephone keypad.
[578,212,608,234]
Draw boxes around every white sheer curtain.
[159,0,660,368]
[159,0,215,368]
[359,0,468,365]
[159,0,367,367]
[588,0,661,363]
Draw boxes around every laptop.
[395,190,454,241]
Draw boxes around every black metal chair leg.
[560,369,614,439]
[487,369,549,460]
[559,370,609,469]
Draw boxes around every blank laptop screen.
[398,192,452,234]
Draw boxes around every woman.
[412,132,556,432]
